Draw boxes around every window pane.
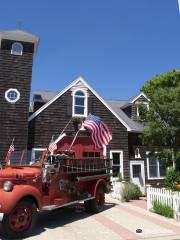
[7,91,17,100]
[75,91,84,96]
[89,152,94,157]
[112,166,120,177]
[149,166,158,177]
[95,152,100,158]
[132,165,141,178]
[75,97,84,106]
[149,155,158,177]
[11,42,23,55]
[34,151,43,160]
[149,155,157,166]
[112,153,120,165]
[83,152,88,158]
[159,164,166,177]
[75,106,84,114]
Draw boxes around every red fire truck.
[0,136,111,239]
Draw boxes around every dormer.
[130,92,150,120]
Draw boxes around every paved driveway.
[1,195,180,240]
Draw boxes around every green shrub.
[130,183,142,200]
[165,167,180,191]
[121,182,142,202]
[152,200,174,218]
[117,172,124,182]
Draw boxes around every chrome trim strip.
[0,213,4,222]
[42,197,95,211]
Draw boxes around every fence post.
[146,185,151,210]
[173,193,177,220]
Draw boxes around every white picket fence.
[147,187,180,221]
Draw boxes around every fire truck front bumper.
[0,213,4,222]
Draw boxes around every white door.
[130,161,145,194]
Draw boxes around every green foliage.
[152,200,174,218]
[140,70,180,166]
[117,172,124,182]
[121,182,142,202]
[165,167,180,191]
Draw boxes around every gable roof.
[130,92,150,103]
[29,77,145,132]
[34,90,58,102]
[106,100,144,132]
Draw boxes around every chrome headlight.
[3,181,14,192]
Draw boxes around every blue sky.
[0,0,180,99]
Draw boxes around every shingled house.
[28,77,166,192]
[0,30,165,193]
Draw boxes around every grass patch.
[152,200,174,218]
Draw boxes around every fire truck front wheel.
[0,199,37,239]
[84,187,105,213]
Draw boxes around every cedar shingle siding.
[0,41,34,161]
[28,90,130,180]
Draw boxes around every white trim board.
[130,160,145,193]
[110,150,124,178]
[130,92,150,103]
[28,76,134,131]
[146,155,165,180]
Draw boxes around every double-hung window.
[73,90,87,117]
[110,150,123,178]
[147,153,166,179]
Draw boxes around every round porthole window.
[5,89,20,103]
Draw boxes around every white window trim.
[135,147,141,159]
[110,150,124,178]
[72,89,88,117]
[31,148,46,161]
[11,42,23,56]
[130,160,145,181]
[130,92,150,103]
[146,152,165,180]
[130,160,145,193]
[5,88,20,103]
[136,102,149,117]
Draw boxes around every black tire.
[84,187,105,213]
[1,199,37,239]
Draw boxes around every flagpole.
[57,118,72,140]
[49,135,54,165]
[5,138,15,165]
[68,129,80,151]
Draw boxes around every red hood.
[0,166,41,179]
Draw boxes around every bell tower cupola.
[0,29,39,161]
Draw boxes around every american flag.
[8,144,15,153]
[48,141,57,154]
[82,114,112,149]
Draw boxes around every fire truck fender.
[93,179,108,197]
[0,185,42,214]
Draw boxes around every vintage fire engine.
[0,136,111,238]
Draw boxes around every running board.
[41,197,95,211]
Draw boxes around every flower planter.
[110,181,125,200]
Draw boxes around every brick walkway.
[1,195,180,240]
